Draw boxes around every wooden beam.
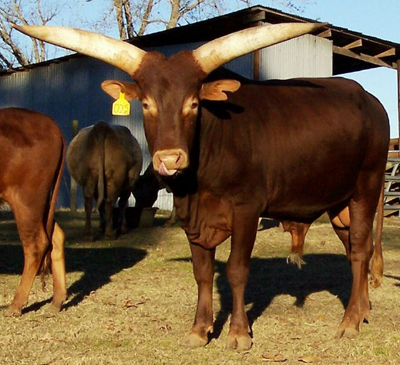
[375,48,396,58]
[333,45,395,69]
[397,59,400,150]
[343,39,362,50]
[317,29,331,38]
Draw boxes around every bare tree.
[0,0,62,70]
[95,0,313,38]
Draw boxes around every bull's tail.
[39,132,66,284]
[370,183,385,288]
[94,122,108,210]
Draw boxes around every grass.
[0,210,399,364]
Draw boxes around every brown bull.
[0,108,66,316]
[15,22,389,351]
[67,121,142,238]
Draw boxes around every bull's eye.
[142,102,149,110]
[191,102,198,110]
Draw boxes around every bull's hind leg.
[5,208,49,317]
[336,188,378,338]
[48,222,67,313]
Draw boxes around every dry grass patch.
[0,211,399,364]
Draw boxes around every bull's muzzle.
[153,149,188,176]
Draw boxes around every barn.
[1,5,399,211]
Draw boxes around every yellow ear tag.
[112,92,130,116]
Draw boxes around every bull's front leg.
[183,243,215,348]
[226,211,258,351]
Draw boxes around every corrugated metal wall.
[260,34,332,79]
[0,34,332,211]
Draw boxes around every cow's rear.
[67,121,142,238]
[0,108,66,316]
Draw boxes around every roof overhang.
[131,6,400,75]
[2,5,399,76]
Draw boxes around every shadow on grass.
[175,254,352,341]
[385,274,400,287]
[0,245,147,314]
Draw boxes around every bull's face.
[101,51,240,177]
[12,22,323,176]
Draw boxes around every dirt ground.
[0,210,399,364]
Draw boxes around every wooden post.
[397,59,400,157]
[253,49,260,81]
[253,21,264,82]
[70,120,79,212]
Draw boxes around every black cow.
[67,121,142,238]
[15,22,389,351]
[133,162,176,226]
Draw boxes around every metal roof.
[2,5,399,76]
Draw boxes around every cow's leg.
[117,190,130,234]
[6,208,49,317]
[336,193,376,338]
[282,221,310,268]
[183,243,216,348]
[329,207,351,258]
[164,207,177,227]
[83,195,93,237]
[47,222,67,313]
[226,211,258,351]
[102,198,115,238]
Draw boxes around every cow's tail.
[39,132,66,286]
[95,122,107,210]
[370,183,385,288]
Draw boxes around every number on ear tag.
[112,92,130,116]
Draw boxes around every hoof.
[4,305,22,317]
[44,302,63,317]
[181,332,208,348]
[336,326,359,339]
[226,333,252,351]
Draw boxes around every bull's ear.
[200,79,241,101]
[101,80,140,101]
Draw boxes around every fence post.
[70,120,79,212]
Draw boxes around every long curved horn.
[11,24,146,76]
[193,22,326,74]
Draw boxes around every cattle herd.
[0,22,390,351]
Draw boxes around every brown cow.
[15,23,389,351]
[67,121,142,238]
[285,189,384,289]
[0,108,66,317]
